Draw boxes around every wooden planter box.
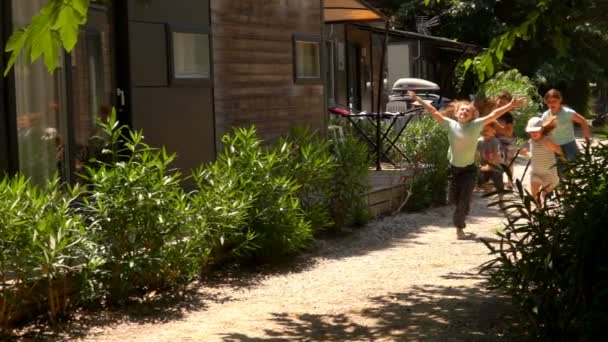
[366,168,413,217]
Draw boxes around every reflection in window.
[12,0,69,185]
[70,7,114,174]
[11,2,114,185]
[172,31,210,79]
[294,37,321,80]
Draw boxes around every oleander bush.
[0,176,93,326]
[0,116,372,330]
[482,142,608,340]
[330,133,370,228]
[79,112,196,303]
[280,128,336,231]
[395,116,449,211]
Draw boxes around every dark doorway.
[67,3,117,178]
[347,42,362,110]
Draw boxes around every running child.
[493,91,516,188]
[541,89,591,161]
[521,116,564,207]
[408,90,525,239]
[477,124,504,193]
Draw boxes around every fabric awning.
[324,0,386,23]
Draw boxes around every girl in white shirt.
[522,116,564,207]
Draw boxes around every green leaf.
[463,59,472,72]
[55,6,81,52]
[30,28,53,63]
[73,0,91,17]
[3,28,28,76]
[3,0,91,75]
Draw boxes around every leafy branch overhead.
[3,0,91,76]
[388,0,608,82]
[463,0,563,82]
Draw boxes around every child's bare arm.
[497,122,514,136]
[544,139,565,156]
[407,91,445,123]
[482,98,526,125]
[492,121,505,130]
[571,112,592,141]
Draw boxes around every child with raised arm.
[408,91,524,239]
[541,89,591,161]
[521,116,564,207]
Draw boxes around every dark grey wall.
[126,0,215,174]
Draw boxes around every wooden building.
[1,0,387,186]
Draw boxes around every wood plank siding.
[211,0,325,144]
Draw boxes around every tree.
[373,0,608,113]
[376,0,607,78]
[3,0,93,76]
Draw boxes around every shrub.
[477,69,542,138]
[0,176,92,325]
[80,112,195,302]
[195,127,313,261]
[280,128,336,231]
[395,116,449,211]
[330,134,370,228]
[482,142,608,339]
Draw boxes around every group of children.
[408,88,591,239]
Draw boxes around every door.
[325,40,336,106]
[347,42,362,110]
[125,1,216,173]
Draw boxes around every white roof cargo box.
[392,78,440,92]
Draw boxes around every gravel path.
[19,165,531,342]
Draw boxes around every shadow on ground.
[222,280,522,341]
[202,193,503,291]
[11,285,231,341]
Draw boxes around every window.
[12,0,70,185]
[293,34,321,83]
[170,29,211,84]
[10,1,115,185]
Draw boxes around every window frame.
[167,25,212,87]
[292,33,322,84]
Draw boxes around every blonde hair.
[453,100,479,120]
[440,100,480,121]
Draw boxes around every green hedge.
[395,116,449,211]
[0,111,370,329]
